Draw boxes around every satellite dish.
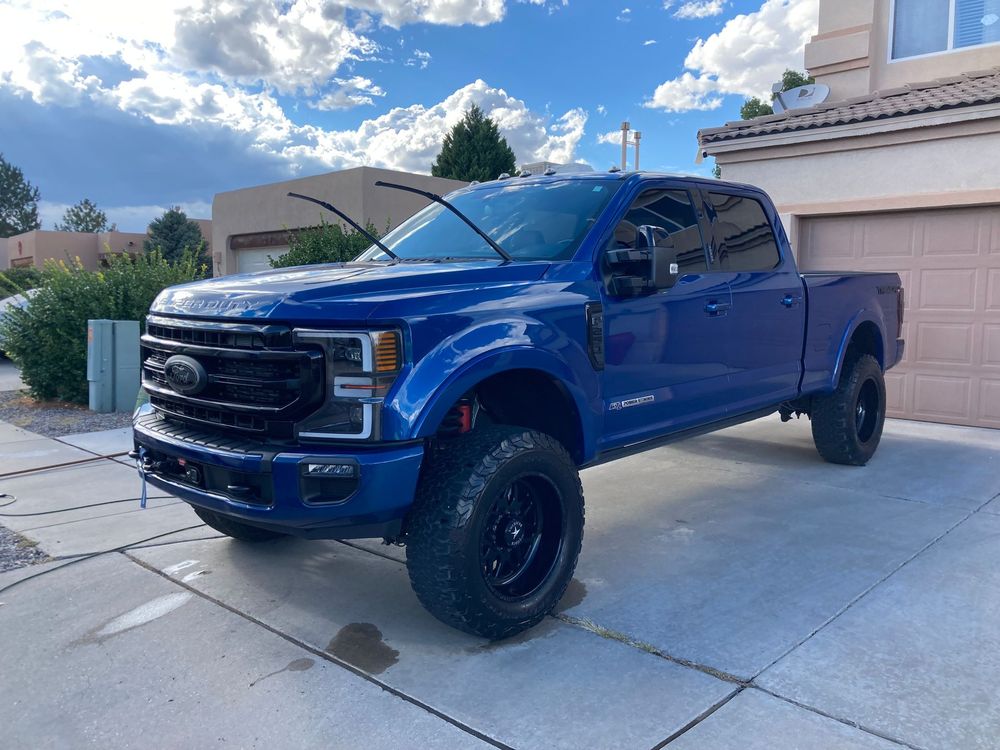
[772,83,830,114]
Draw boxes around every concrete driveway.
[1,415,998,749]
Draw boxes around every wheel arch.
[408,350,595,464]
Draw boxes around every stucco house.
[699,0,1000,429]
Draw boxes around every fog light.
[305,463,357,478]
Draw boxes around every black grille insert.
[142,316,324,435]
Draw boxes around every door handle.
[704,301,731,315]
[780,295,803,308]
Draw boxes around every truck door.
[703,189,806,413]
[600,185,733,449]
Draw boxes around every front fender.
[384,318,601,460]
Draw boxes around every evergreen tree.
[431,105,517,182]
[145,207,206,262]
[0,153,41,238]
[54,198,110,233]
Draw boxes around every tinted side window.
[708,193,781,272]
[610,189,707,274]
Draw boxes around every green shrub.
[269,220,382,268]
[0,250,206,403]
[0,267,43,298]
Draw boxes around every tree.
[269,220,382,268]
[0,153,41,238]
[739,69,816,120]
[145,207,206,262]
[740,96,775,120]
[431,105,516,182]
[54,198,110,233]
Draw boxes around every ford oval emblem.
[163,354,208,396]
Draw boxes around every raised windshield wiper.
[286,192,399,262]
[373,180,514,262]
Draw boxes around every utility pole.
[620,121,630,171]
[619,122,644,171]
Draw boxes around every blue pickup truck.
[133,171,904,638]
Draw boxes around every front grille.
[142,315,324,436]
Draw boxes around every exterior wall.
[2,231,99,270]
[715,119,1000,230]
[2,230,153,270]
[806,0,1000,101]
[98,231,150,256]
[212,167,467,276]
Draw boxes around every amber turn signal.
[374,331,400,373]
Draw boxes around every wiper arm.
[374,180,513,262]
[286,192,399,262]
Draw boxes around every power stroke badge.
[609,395,655,411]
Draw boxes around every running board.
[584,407,777,468]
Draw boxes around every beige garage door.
[799,206,1000,428]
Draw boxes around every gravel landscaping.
[0,390,131,437]
[0,523,49,573]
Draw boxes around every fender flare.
[402,346,598,459]
[829,309,886,388]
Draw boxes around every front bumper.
[132,406,424,539]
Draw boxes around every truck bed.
[799,271,904,396]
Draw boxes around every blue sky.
[0,0,817,231]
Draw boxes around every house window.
[892,0,1000,59]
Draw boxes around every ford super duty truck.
[133,171,904,639]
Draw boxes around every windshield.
[357,179,621,262]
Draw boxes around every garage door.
[236,246,286,274]
[799,206,1000,428]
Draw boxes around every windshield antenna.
[286,192,399,262]
[373,180,514,262]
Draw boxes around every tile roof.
[699,68,1000,146]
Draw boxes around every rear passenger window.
[610,189,708,274]
[708,193,781,271]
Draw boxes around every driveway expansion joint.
[649,687,744,749]
[123,550,515,750]
[749,490,1000,683]
[751,686,928,750]
[553,612,747,685]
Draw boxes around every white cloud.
[645,0,818,112]
[310,77,386,111]
[405,50,433,69]
[596,130,623,145]
[673,0,726,19]
[596,104,607,115]
[360,0,507,28]
[0,1,534,101]
[642,39,657,46]
[617,7,631,21]
[0,2,586,179]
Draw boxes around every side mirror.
[607,226,680,296]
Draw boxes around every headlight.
[293,329,402,440]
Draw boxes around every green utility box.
[87,319,141,413]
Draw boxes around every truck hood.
[150,261,551,322]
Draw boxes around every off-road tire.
[811,353,886,466]
[405,427,584,640]
[193,507,285,542]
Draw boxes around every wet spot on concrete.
[77,592,192,645]
[326,623,398,674]
[556,578,587,612]
[476,615,560,652]
[249,657,315,688]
